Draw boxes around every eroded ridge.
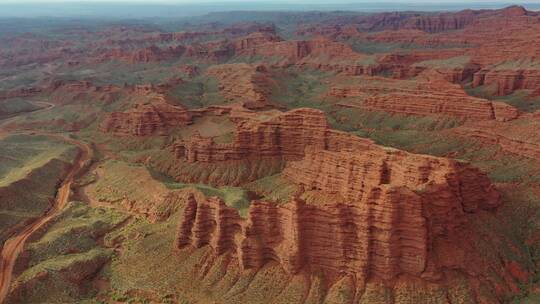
[175,108,500,283]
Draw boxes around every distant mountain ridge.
[0,2,539,18]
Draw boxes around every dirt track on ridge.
[0,133,92,303]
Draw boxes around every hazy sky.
[1,0,539,3]
[1,0,538,19]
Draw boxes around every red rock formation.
[284,147,499,212]
[296,24,352,38]
[176,113,501,282]
[237,39,308,62]
[100,45,185,63]
[130,45,185,63]
[232,32,282,51]
[361,93,518,121]
[177,195,243,255]
[433,7,540,66]
[97,23,275,51]
[238,36,356,61]
[294,6,540,78]
[354,9,479,33]
[184,40,235,62]
[100,95,192,136]
[206,63,276,109]
[291,7,530,38]
[472,66,540,96]
[309,6,533,35]
[173,108,373,163]
[106,30,280,64]
[236,36,385,76]
[328,72,520,121]
[0,35,78,68]
[435,66,479,83]
[404,10,479,33]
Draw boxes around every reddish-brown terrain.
[1,4,540,304]
[472,65,540,96]
[206,64,276,109]
[328,71,520,121]
[100,92,193,136]
[175,109,502,292]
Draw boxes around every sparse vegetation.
[25,202,128,266]
[413,55,472,69]
[0,98,41,119]
[271,67,333,109]
[167,75,224,109]
[0,135,78,244]
[245,174,297,203]
[9,202,125,304]
[465,84,540,112]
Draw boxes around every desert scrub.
[413,55,472,69]
[90,160,170,204]
[0,97,41,119]
[166,75,223,109]
[325,276,354,304]
[75,172,97,187]
[0,135,79,244]
[245,174,298,203]
[151,155,286,186]
[10,248,113,304]
[329,108,464,133]
[0,134,77,185]
[25,201,128,266]
[270,67,333,109]
[164,182,251,217]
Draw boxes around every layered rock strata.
[232,31,282,51]
[329,72,520,121]
[453,120,540,161]
[237,36,380,75]
[472,68,540,96]
[176,109,501,282]
[173,108,373,163]
[361,92,518,121]
[356,9,479,33]
[100,98,192,136]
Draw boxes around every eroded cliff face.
[232,32,282,52]
[356,10,479,33]
[173,108,373,163]
[184,40,235,62]
[291,6,540,91]
[235,36,382,74]
[174,108,502,293]
[328,71,520,121]
[91,23,277,64]
[472,67,540,96]
[100,45,186,63]
[100,92,192,136]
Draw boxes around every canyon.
[175,108,504,298]
[1,4,540,304]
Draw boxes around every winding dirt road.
[0,133,92,303]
